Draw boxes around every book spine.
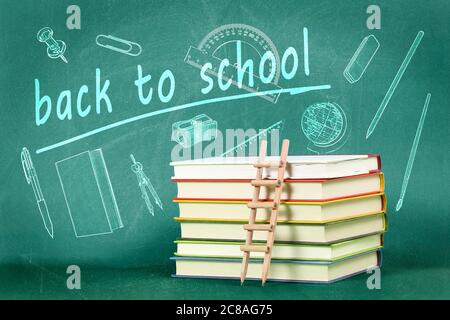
[368,154,382,172]
[90,149,123,230]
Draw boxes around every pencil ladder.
[240,139,290,286]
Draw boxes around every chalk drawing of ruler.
[184,46,283,103]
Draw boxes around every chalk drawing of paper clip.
[343,34,380,84]
[95,34,142,56]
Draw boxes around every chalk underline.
[35,84,331,154]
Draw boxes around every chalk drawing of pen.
[130,154,163,216]
[21,147,54,238]
[396,93,431,212]
[366,31,424,139]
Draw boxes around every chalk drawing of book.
[55,149,123,238]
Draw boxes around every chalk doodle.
[221,120,283,157]
[21,147,54,238]
[396,93,431,212]
[343,34,379,84]
[301,102,351,154]
[96,34,142,56]
[185,24,283,103]
[37,27,68,63]
[55,149,123,238]
[172,114,218,148]
[366,31,424,138]
[130,154,163,216]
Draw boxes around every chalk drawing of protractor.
[184,24,283,103]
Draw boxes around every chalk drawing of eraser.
[343,34,380,84]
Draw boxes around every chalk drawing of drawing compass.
[185,24,283,103]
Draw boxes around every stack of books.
[170,154,387,283]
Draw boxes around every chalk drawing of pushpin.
[37,27,68,63]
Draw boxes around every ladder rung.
[253,161,282,168]
[240,244,269,253]
[243,224,273,231]
[247,201,277,209]
[251,179,280,187]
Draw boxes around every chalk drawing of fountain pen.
[21,147,54,238]
[130,154,163,216]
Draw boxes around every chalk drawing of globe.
[301,102,347,146]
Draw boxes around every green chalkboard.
[0,0,449,299]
